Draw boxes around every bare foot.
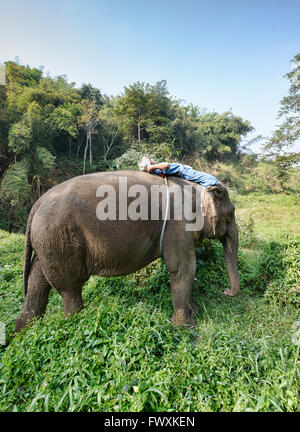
[223,288,239,297]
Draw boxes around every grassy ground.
[0,193,299,412]
[232,193,300,238]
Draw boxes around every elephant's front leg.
[165,250,198,327]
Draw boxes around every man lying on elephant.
[147,160,219,188]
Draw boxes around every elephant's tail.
[23,206,36,298]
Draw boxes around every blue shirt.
[154,163,219,187]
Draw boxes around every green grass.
[232,193,300,238]
[1,283,299,412]
[0,192,299,412]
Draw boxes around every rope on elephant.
[200,185,206,217]
[160,176,170,256]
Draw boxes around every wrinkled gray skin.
[15,170,239,332]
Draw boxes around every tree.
[79,100,101,173]
[116,82,149,145]
[99,103,121,161]
[50,103,81,158]
[265,53,300,153]
[7,112,56,201]
[115,80,173,147]
[191,111,252,161]
[0,83,12,180]
[79,83,103,107]
[264,53,300,188]
[0,62,79,230]
[273,152,300,190]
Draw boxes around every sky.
[0,0,299,153]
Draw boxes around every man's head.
[139,156,151,172]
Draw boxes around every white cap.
[139,156,151,172]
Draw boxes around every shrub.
[256,232,300,306]
[210,162,246,192]
[113,149,144,170]
[247,161,283,193]
[236,210,259,249]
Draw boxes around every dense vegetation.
[0,59,267,231]
[1,58,299,232]
[0,216,299,411]
[0,57,299,412]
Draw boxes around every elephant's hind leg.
[15,257,51,332]
[61,287,84,316]
[41,252,87,318]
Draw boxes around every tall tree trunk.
[104,135,115,161]
[76,135,83,159]
[89,133,92,167]
[137,121,141,145]
[68,136,72,159]
[83,134,89,174]
[8,206,15,233]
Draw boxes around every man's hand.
[147,165,156,174]
[147,162,170,174]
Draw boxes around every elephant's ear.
[206,184,232,218]
[206,185,225,206]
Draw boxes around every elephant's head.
[202,183,240,296]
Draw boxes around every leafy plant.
[256,232,300,307]
[0,229,299,412]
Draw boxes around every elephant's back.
[29,171,163,273]
[30,170,162,225]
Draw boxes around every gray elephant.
[15,170,239,332]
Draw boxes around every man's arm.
[147,162,170,174]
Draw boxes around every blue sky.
[1,0,299,153]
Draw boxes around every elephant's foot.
[15,318,26,333]
[62,292,84,316]
[172,309,195,327]
[189,301,199,315]
[15,313,33,333]
[223,288,239,297]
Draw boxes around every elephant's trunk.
[222,216,240,296]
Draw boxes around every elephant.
[15,170,240,332]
